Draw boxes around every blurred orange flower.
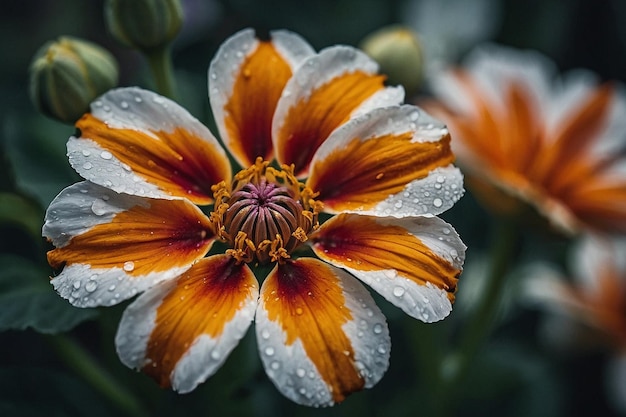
[425,45,626,235]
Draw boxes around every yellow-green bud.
[104,0,183,52]
[29,36,119,124]
[360,25,425,97]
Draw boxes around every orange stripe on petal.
[140,256,258,390]
[47,198,214,276]
[311,214,462,321]
[308,132,454,212]
[75,113,229,205]
[222,41,294,167]
[275,71,387,175]
[259,258,365,404]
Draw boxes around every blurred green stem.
[47,334,148,417]
[145,46,177,99]
[435,219,519,416]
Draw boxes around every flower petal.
[69,87,230,205]
[255,258,390,407]
[115,255,258,393]
[208,28,315,168]
[43,182,214,307]
[307,106,463,217]
[310,213,465,322]
[273,46,404,176]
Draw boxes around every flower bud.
[29,36,119,124]
[360,25,424,97]
[104,0,183,52]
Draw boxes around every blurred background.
[1,0,626,416]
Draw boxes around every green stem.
[145,46,177,99]
[436,219,520,415]
[47,334,148,417]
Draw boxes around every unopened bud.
[29,36,119,124]
[104,0,183,52]
[360,26,424,97]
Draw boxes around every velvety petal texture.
[209,28,315,168]
[273,45,404,176]
[255,258,390,407]
[44,182,214,307]
[307,105,463,217]
[310,214,465,322]
[69,87,231,205]
[116,255,259,393]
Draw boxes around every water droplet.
[210,72,217,80]
[442,228,450,235]
[85,281,97,293]
[299,387,307,395]
[295,307,303,315]
[373,323,383,334]
[264,346,275,356]
[123,261,135,272]
[383,270,397,279]
[91,199,108,216]
[260,329,270,339]
[377,345,387,354]
[134,96,143,103]
[120,101,129,109]
[410,110,419,121]
[103,105,111,112]
[100,151,113,160]
[211,350,220,360]
[108,284,116,291]
[73,280,81,289]
[82,149,91,157]
[296,368,306,378]
[393,286,405,297]
[270,361,280,370]
[450,249,459,257]
[433,198,443,208]
[82,162,93,170]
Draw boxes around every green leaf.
[0,254,97,333]
[3,113,79,207]
[0,193,43,241]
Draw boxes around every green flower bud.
[104,0,183,52]
[29,36,119,124]
[360,25,425,97]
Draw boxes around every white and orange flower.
[43,28,465,406]
[425,44,626,235]
[525,237,626,412]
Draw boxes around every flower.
[425,44,626,235]
[524,236,626,413]
[43,28,465,407]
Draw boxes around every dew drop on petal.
[211,350,220,360]
[260,329,270,340]
[433,198,443,208]
[100,151,113,160]
[264,346,275,356]
[85,281,97,293]
[91,199,107,216]
[392,286,405,297]
[73,280,81,289]
[296,368,306,378]
[373,323,383,334]
[83,162,93,170]
[123,261,135,272]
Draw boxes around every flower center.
[210,158,322,264]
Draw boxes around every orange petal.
[116,255,259,393]
[273,46,404,176]
[209,29,315,168]
[256,258,390,406]
[306,106,463,217]
[310,213,465,322]
[69,87,231,205]
[44,182,214,307]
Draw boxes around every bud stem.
[146,46,177,100]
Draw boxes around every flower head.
[525,237,626,412]
[43,28,465,406]
[425,44,626,235]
